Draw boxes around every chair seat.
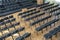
[25,12,45,21]
[0,27,25,39]
[44,26,60,39]
[0,8,21,16]
[44,4,59,11]
[16,36,24,40]
[30,15,52,26]
[18,8,36,16]
[16,32,31,40]
[36,19,59,31]
[21,10,40,18]
[23,33,31,38]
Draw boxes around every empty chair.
[23,32,31,38]
[0,5,5,10]
[16,36,24,40]
[0,0,22,16]
[55,12,60,16]
[8,15,13,18]
[4,20,11,23]
[0,15,13,22]
[0,38,3,40]
[21,10,40,18]
[0,22,5,25]
[31,0,37,3]
[18,27,25,31]
[16,32,31,40]
[14,22,20,26]
[30,15,52,26]
[0,24,14,31]
[0,0,37,16]
[0,5,4,8]
[44,26,60,39]
[25,12,45,21]
[18,0,37,8]
[11,27,25,34]
[1,22,20,31]
[25,2,49,9]
[0,18,6,25]
[4,18,16,24]
[0,27,25,39]
[16,2,23,6]
[44,4,59,11]
[23,3,37,9]
[44,33,51,39]
[0,19,4,22]
[49,7,60,13]
[40,3,54,9]
[3,17,9,20]
[10,18,16,22]
[36,18,59,31]
[21,1,36,6]
[18,8,36,16]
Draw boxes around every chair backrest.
[21,10,40,18]
[18,8,36,16]
[16,32,31,40]
[44,4,59,11]
[44,26,60,39]
[30,15,52,26]
[0,0,37,16]
[0,27,25,39]
[36,18,60,31]
[25,12,45,21]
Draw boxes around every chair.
[36,19,59,31]
[21,10,40,18]
[0,27,25,39]
[8,15,13,18]
[23,32,31,38]
[44,4,59,11]
[54,12,60,16]
[18,8,36,16]
[44,26,60,39]
[1,22,20,31]
[49,7,60,13]
[40,3,54,9]
[25,12,45,21]
[3,17,9,20]
[16,36,24,40]
[16,32,31,40]
[30,15,52,26]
